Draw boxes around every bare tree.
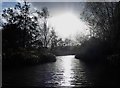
[36,7,53,48]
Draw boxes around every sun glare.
[48,12,90,38]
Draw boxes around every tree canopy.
[81,2,120,51]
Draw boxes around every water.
[3,55,120,87]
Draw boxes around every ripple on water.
[3,55,93,87]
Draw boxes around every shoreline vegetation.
[75,53,120,67]
[75,37,120,67]
[3,48,56,69]
[1,1,59,69]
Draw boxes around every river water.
[3,55,120,87]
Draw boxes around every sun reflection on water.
[61,55,75,86]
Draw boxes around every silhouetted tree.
[49,29,58,49]
[36,7,50,48]
[2,1,38,49]
[81,2,120,52]
[2,1,57,67]
[57,38,65,47]
[36,7,61,49]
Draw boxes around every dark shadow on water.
[80,60,120,87]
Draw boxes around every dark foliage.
[75,37,111,61]
[76,2,120,65]
[2,1,56,69]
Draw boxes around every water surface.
[3,55,119,87]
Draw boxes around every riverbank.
[75,53,120,68]
[3,48,56,69]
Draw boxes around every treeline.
[1,1,59,68]
[1,1,81,68]
[49,38,79,56]
[75,2,120,66]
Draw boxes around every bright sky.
[48,12,90,38]
[2,1,90,39]
[31,2,90,39]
